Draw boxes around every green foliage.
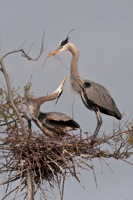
[128,134,133,144]
[0,79,34,127]
[23,76,35,101]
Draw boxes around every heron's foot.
[89,135,98,146]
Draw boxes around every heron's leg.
[93,110,103,138]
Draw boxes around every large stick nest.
[0,120,133,199]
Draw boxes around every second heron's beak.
[47,48,60,58]
[60,77,67,88]
[55,77,67,104]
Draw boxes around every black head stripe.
[59,29,75,47]
[60,37,69,47]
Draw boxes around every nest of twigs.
[1,128,93,184]
[0,120,133,199]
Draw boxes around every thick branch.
[0,59,27,134]
[27,169,34,200]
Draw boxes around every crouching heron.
[28,77,80,136]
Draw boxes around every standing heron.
[47,33,122,137]
[28,77,80,136]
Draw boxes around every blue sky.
[0,1,133,199]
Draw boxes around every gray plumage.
[38,112,80,136]
[28,78,80,136]
[47,37,122,137]
[80,79,121,120]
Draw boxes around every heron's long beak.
[55,77,67,104]
[60,77,67,88]
[47,48,60,58]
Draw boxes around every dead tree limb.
[27,168,34,200]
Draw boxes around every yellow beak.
[47,49,60,58]
[54,77,67,104]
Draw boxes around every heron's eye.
[58,45,63,49]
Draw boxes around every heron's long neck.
[36,92,59,106]
[69,43,83,92]
[29,92,59,117]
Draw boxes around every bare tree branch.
[2,31,45,61]
[27,168,34,200]
[0,59,27,134]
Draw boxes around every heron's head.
[47,29,75,57]
[47,38,69,57]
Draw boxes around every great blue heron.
[28,77,80,136]
[47,34,122,137]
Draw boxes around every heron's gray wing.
[45,112,72,121]
[81,79,121,119]
[45,112,80,128]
